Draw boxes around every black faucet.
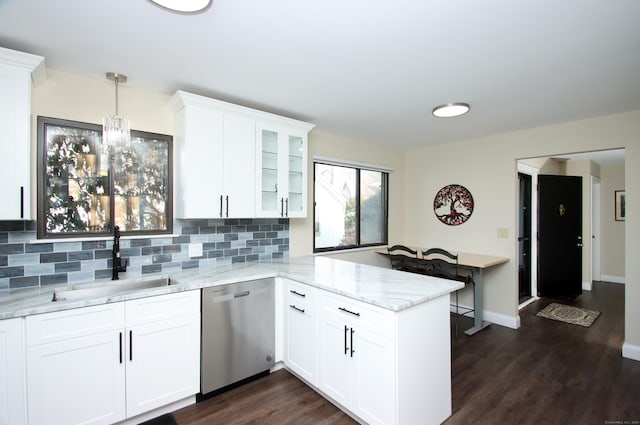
[112,226,128,280]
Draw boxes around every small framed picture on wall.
[615,190,626,221]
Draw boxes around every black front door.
[538,175,583,298]
[518,172,532,302]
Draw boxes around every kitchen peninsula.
[0,255,462,425]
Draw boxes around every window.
[314,161,388,252]
[37,116,172,239]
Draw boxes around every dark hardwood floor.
[173,281,640,425]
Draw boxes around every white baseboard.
[601,274,625,284]
[582,280,592,291]
[622,342,640,362]
[450,304,520,329]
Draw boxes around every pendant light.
[149,0,211,13]
[103,72,130,147]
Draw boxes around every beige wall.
[600,163,626,280]
[401,111,640,353]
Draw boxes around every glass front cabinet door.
[256,122,309,218]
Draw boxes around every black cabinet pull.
[119,332,123,364]
[290,290,306,298]
[20,186,24,218]
[225,195,229,217]
[344,325,349,355]
[280,198,284,217]
[129,330,133,361]
[339,307,360,317]
[219,195,223,218]
[289,304,305,314]
[350,328,355,358]
[285,198,289,217]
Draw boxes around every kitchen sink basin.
[52,276,173,302]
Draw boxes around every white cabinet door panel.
[0,317,26,425]
[26,331,126,425]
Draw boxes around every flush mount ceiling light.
[432,102,471,118]
[149,0,212,13]
[102,72,130,147]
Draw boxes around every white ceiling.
[0,0,639,148]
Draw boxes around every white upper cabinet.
[170,90,314,219]
[0,47,45,220]
[170,92,255,218]
[255,122,311,218]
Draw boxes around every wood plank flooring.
[173,281,640,425]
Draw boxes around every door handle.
[344,325,349,355]
[119,332,123,364]
[280,198,284,217]
[338,307,360,317]
[289,304,305,314]
[225,195,229,217]
[290,290,306,298]
[350,328,355,358]
[129,330,133,361]
[219,195,223,218]
[285,198,289,217]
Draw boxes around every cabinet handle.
[119,332,123,364]
[289,304,305,314]
[339,307,360,317]
[129,330,133,361]
[285,198,289,217]
[290,290,306,298]
[280,198,284,217]
[219,195,223,218]
[344,325,349,355]
[350,328,355,358]
[225,195,229,217]
[20,186,24,219]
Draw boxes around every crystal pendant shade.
[103,114,130,146]
[102,72,130,147]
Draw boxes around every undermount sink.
[52,276,173,302]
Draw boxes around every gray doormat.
[536,303,601,327]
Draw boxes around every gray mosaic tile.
[82,240,107,250]
[0,244,24,255]
[181,260,199,269]
[142,264,162,274]
[55,262,82,273]
[41,273,67,285]
[0,266,24,278]
[25,243,53,253]
[9,253,40,266]
[53,241,82,252]
[40,252,68,263]
[9,276,39,289]
[69,251,93,261]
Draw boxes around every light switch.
[497,228,509,238]
[189,243,203,258]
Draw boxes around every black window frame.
[36,116,173,239]
[313,161,389,253]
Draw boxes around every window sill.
[30,234,180,244]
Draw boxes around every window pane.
[360,170,384,245]
[314,163,356,249]
[43,122,111,234]
[113,136,170,232]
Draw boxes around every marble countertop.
[0,255,463,320]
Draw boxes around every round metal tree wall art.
[433,184,474,226]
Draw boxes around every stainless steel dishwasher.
[200,278,275,395]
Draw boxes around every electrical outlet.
[188,243,203,258]
[497,228,509,238]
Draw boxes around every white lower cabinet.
[25,291,200,425]
[0,317,27,425]
[318,291,395,425]
[284,280,318,384]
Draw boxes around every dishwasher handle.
[234,290,250,298]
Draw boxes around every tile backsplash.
[0,218,289,291]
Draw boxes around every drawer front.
[321,291,394,336]
[286,281,317,311]
[26,303,125,346]
[125,290,200,326]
